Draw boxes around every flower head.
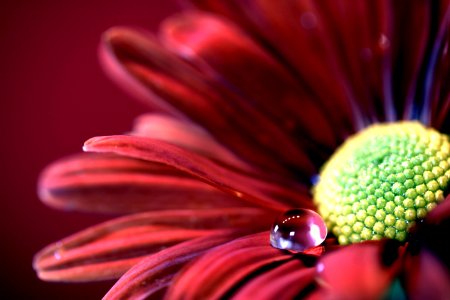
[314,122,450,244]
[34,1,450,299]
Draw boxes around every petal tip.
[83,136,108,152]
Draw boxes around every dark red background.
[1,0,179,298]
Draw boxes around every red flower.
[34,1,450,299]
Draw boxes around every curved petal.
[132,113,254,172]
[99,27,185,118]
[101,26,317,177]
[35,229,212,282]
[232,259,316,300]
[103,230,249,299]
[84,135,314,211]
[39,153,248,214]
[198,0,362,131]
[160,12,337,151]
[315,241,402,299]
[187,0,267,41]
[34,208,271,282]
[191,0,449,128]
[165,232,292,299]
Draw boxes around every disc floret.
[313,122,450,245]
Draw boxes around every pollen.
[313,122,450,245]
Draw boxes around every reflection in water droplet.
[300,12,317,30]
[270,208,327,252]
[378,34,390,50]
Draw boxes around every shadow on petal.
[165,232,292,299]
[315,241,402,299]
[403,250,450,300]
[233,259,316,300]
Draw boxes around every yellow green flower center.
[313,122,450,245]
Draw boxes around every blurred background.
[1,0,179,298]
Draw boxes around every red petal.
[39,153,248,213]
[211,0,360,131]
[160,12,337,151]
[191,0,447,128]
[316,241,401,298]
[101,26,316,177]
[99,27,185,118]
[34,209,270,282]
[429,4,450,128]
[103,230,247,299]
[430,33,450,130]
[403,250,450,300]
[390,1,430,120]
[165,232,291,299]
[132,113,254,172]
[35,229,212,282]
[316,1,395,122]
[233,259,316,300]
[84,135,314,211]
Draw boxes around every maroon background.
[1,0,179,298]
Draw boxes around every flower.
[34,1,450,299]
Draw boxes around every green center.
[313,122,450,245]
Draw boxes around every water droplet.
[300,12,317,30]
[53,251,61,260]
[53,242,64,260]
[270,208,327,252]
[378,34,390,51]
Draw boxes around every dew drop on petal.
[270,208,327,252]
[378,34,390,51]
[53,242,64,260]
[443,40,448,56]
[53,249,63,260]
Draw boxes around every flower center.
[313,122,450,245]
